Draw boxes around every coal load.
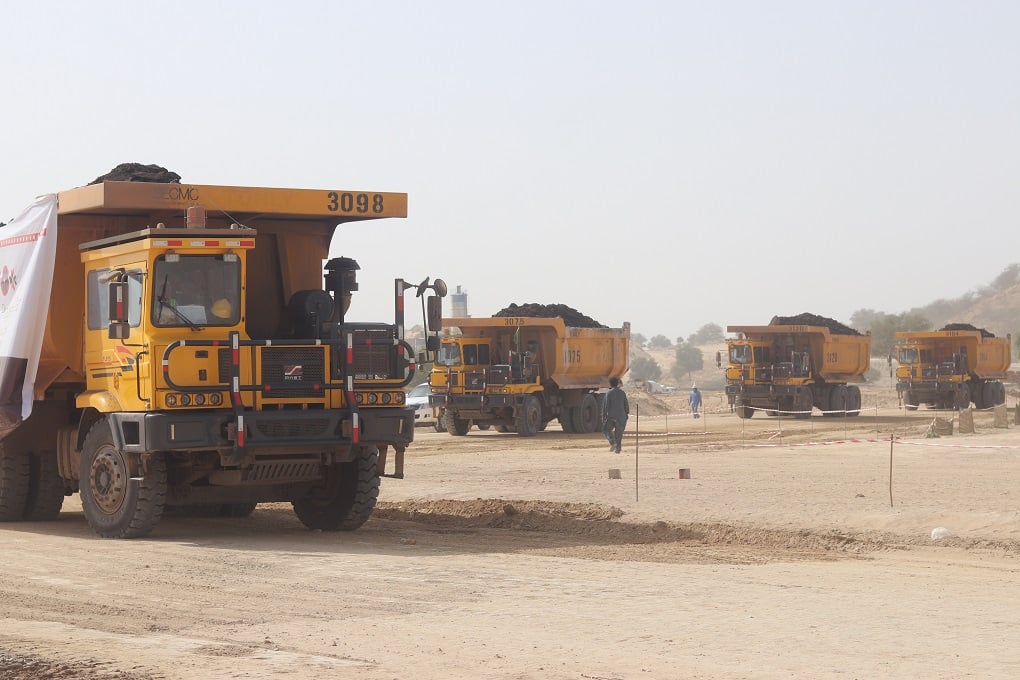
[494,303,606,328]
[769,313,861,336]
[90,163,181,185]
[940,323,995,338]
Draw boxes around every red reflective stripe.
[347,347,353,364]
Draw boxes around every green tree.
[671,343,703,382]
[629,356,662,382]
[688,323,724,345]
[648,334,672,349]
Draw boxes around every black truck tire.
[443,410,470,436]
[24,451,65,521]
[571,394,599,433]
[515,395,541,437]
[293,446,380,531]
[80,419,167,539]
[0,444,31,521]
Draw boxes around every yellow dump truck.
[429,316,630,436]
[895,326,1010,410]
[0,180,445,538]
[725,324,871,418]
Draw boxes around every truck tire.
[793,388,812,419]
[23,452,65,521]
[571,394,599,433]
[827,385,848,417]
[982,382,999,409]
[443,410,470,436]
[954,383,971,411]
[80,419,167,539]
[903,391,919,411]
[433,410,447,432]
[515,395,541,437]
[0,444,31,521]
[847,386,862,417]
[971,381,985,410]
[734,398,753,419]
[293,445,380,531]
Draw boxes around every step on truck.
[725,324,870,418]
[429,316,629,436]
[895,327,1010,410]
[0,180,445,538]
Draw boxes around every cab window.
[88,269,143,330]
[152,254,240,327]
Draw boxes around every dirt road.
[2,395,1019,679]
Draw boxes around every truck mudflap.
[105,408,414,456]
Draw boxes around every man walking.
[602,377,629,453]
[689,385,702,419]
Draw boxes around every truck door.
[84,266,147,409]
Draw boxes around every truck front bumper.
[107,408,415,455]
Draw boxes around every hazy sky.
[2,1,1017,341]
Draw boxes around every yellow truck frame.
[429,316,629,436]
[895,329,1010,410]
[0,181,444,538]
[725,324,870,419]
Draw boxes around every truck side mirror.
[427,296,443,334]
[108,281,130,323]
[426,335,441,352]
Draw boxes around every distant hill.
[906,264,1020,338]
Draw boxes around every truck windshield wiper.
[157,275,204,331]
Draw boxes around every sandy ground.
[1,387,1019,679]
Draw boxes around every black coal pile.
[90,163,181,185]
[940,323,995,338]
[769,313,861,336]
[493,303,606,328]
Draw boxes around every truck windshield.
[437,343,462,366]
[152,254,241,328]
[898,347,918,364]
[729,345,752,365]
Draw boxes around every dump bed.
[33,181,407,397]
[895,330,1010,379]
[443,316,629,389]
[727,324,870,381]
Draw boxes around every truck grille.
[255,417,332,439]
[262,347,326,396]
[242,458,322,483]
[348,329,397,379]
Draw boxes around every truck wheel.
[996,382,1007,406]
[793,388,812,419]
[433,410,447,432]
[903,391,919,411]
[954,383,971,411]
[293,446,379,531]
[734,398,753,419]
[571,394,599,433]
[982,382,998,409]
[0,444,31,521]
[80,419,167,539]
[827,386,848,417]
[847,386,862,417]
[443,411,470,436]
[24,452,65,521]
[515,395,541,437]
